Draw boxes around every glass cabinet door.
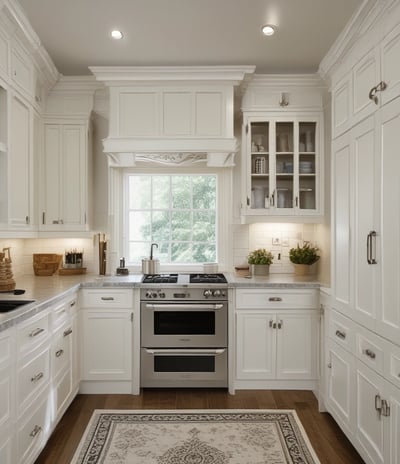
[249,122,269,209]
[275,122,294,209]
[298,122,317,211]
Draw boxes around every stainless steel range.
[140,273,228,388]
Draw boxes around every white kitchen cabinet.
[235,288,318,388]
[80,289,133,393]
[40,121,92,232]
[8,94,33,229]
[326,338,356,438]
[240,116,323,219]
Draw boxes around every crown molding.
[319,0,398,79]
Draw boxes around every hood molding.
[90,65,255,167]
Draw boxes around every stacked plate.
[299,161,313,173]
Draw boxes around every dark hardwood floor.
[35,390,365,464]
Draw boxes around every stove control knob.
[203,289,212,298]
[159,292,166,299]
[213,289,221,297]
[145,291,153,299]
[151,292,158,299]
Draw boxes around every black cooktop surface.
[142,274,178,284]
[189,273,227,284]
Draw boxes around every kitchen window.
[124,174,217,265]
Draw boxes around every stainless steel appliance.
[140,273,228,388]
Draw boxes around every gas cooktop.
[141,273,227,285]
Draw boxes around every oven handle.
[144,348,226,355]
[145,304,224,310]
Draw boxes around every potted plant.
[247,248,274,276]
[289,243,320,275]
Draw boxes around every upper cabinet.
[332,20,400,139]
[40,120,92,233]
[240,76,325,222]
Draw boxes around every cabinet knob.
[29,425,42,438]
[55,349,64,358]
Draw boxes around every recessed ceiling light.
[111,30,123,40]
[261,25,276,36]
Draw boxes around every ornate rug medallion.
[71,409,320,464]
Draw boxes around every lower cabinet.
[235,289,318,389]
[79,289,133,393]
[325,307,400,464]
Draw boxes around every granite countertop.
[0,272,325,332]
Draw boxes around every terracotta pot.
[250,264,270,276]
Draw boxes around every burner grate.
[189,273,227,284]
[142,274,178,284]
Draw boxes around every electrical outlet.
[272,237,280,245]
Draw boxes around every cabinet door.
[236,311,276,380]
[353,117,379,331]
[331,131,353,316]
[81,309,132,380]
[41,123,88,231]
[387,382,400,464]
[326,339,356,438]
[276,311,317,380]
[381,22,400,105]
[9,95,32,228]
[355,361,387,464]
[376,96,400,344]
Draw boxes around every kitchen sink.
[0,300,35,313]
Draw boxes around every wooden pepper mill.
[0,247,16,292]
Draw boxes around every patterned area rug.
[71,409,320,464]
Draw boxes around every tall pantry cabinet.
[325,3,400,464]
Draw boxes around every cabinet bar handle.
[277,320,283,329]
[335,330,346,340]
[269,297,282,302]
[63,328,72,337]
[364,348,376,359]
[101,297,114,301]
[42,212,45,224]
[29,425,42,438]
[29,328,44,338]
[269,320,274,328]
[375,394,382,413]
[31,372,44,383]
[367,231,377,264]
[270,189,275,206]
[55,349,64,358]
[382,399,391,417]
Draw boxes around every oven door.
[141,302,227,347]
[141,348,227,388]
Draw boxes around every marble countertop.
[0,272,325,332]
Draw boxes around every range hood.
[90,66,255,167]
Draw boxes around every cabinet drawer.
[17,312,49,355]
[80,289,133,308]
[51,294,77,330]
[54,368,72,420]
[236,289,317,309]
[0,328,14,369]
[16,392,50,464]
[17,346,50,413]
[52,324,72,378]
[328,309,356,353]
[356,328,385,376]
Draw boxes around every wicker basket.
[33,254,62,276]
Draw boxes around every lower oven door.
[141,302,227,347]
[141,348,228,388]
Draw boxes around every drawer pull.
[101,297,115,301]
[364,348,376,359]
[55,349,64,358]
[31,372,44,383]
[70,301,76,307]
[29,425,42,438]
[382,399,391,417]
[268,297,282,302]
[335,330,346,340]
[63,328,73,337]
[277,319,283,329]
[375,394,382,413]
[29,328,45,338]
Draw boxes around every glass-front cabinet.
[242,116,322,218]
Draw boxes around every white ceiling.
[18,0,363,76]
